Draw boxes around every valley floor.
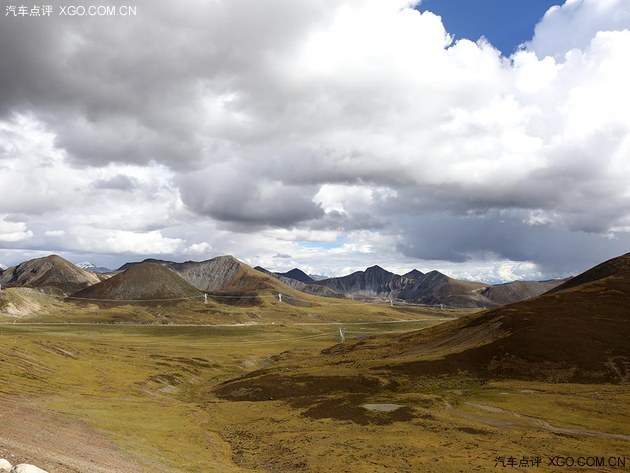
[1,322,629,472]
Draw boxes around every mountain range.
[272,264,565,308]
[0,254,567,308]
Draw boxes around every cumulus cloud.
[176,160,325,227]
[527,0,630,59]
[80,228,183,255]
[185,242,212,255]
[0,217,33,242]
[0,0,629,278]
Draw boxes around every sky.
[417,0,563,56]
[1,0,629,283]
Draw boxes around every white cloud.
[0,217,33,242]
[185,242,212,255]
[86,229,183,255]
[1,0,629,279]
[527,0,630,59]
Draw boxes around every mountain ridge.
[314,265,563,307]
[276,268,316,285]
[0,255,101,295]
[2,254,567,308]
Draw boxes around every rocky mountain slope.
[170,256,296,293]
[402,269,423,279]
[0,255,100,295]
[396,270,488,307]
[316,265,416,298]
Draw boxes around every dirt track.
[0,397,173,473]
[460,402,630,441]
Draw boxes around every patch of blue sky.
[418,0,563,56]
[298,240,343,250]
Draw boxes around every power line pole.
[338,327,346,343]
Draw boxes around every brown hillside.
[481,279,565,306]
[550,251,630,292]
[334,252,630,382]
[71,263,202,301]
[217,252,630,402]
[0,255,100,295]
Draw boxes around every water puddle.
[361,403,403,412]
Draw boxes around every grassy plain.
[1,302,629,472]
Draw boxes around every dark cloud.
[91,174,138,191]
[176,164,324,227]
[397,213,630,275]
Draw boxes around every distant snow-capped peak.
[308,273,328,281]
[0,263,7,270]
[76,261,96,269]
[75,261,111,273]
